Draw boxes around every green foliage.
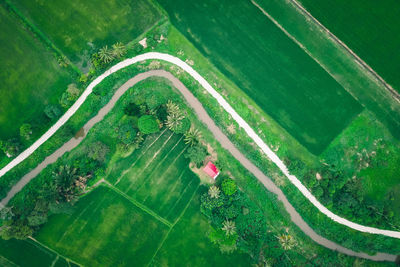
[98,45,115,63]
[0,138,22,157]
[200,182,268,261]
[87,141,110,163]
[184,144,207,167]
[44,104,62,120]
[60,83,80,108]
[118,123,137,145]
[145,91,166,110]
[124,102,141,116]
[184,127,202,146]
[112,42,126,58]
[138,115,159,134]
[19,123,32,140]
[221,179,238,196]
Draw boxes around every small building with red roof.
[203,161,219,179]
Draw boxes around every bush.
[124,102,141,116]
[138,115,159,134]
[87,142,109,163]
[221,179,238,196]
[118,124,137,145]
[173,117,191,134]
[44,104,62,120]
[184,144,207,167]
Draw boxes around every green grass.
[252,0,400,143]
[297,0,400,94]
[10,0,164,66]
[0,5,73,140]
[150,193,253,267]
[106,130,200,223]
[322,110,400,209]
[156,0,362,154]
[36,186,171,266]
[0,238,61,267]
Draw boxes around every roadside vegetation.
[0,0,399,264]
[1,70,377,266]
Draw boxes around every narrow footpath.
[0,69,397,261]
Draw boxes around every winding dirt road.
[0,53,399,261]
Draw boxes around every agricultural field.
[297,0,400,94]
[106,129,200,223]
[0,5,73,140]
[9,0,164,67]
[0,238,77,267]
[157,0,362,154]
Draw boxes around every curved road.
[0,53,398,260]
[1,70,396,261]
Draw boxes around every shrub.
[184,144,207,167]
[118,124,137,145]
[138,115,159,134]
[221,179,238,196]
[44,104,62,120]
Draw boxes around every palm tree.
[53,165,79,202]
[208,186,220,199]
[166,100,181,116]
[184,127,202,146]
[112,42,126,58]
[98,45,115,63]
[222,220,236,236]
[277,234,295,250]
[166,113,184,131]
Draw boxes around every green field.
[157,0,362,154]
[36,186,171,266]
[0,238,76,267]
[10,0,164,66]
[0,5,73,140]
[106,130,200,223]
[297,0,400,94]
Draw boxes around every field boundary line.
[156,169,187,210]
[28,237,82,267]
[134,139,186,195]
[281,0,400,102]
[146,185,200,267]
[250,0,365,105]
[103,182,172,227]
[0,52,399,258]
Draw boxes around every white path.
[1,52,399,240]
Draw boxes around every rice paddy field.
[156,0,362,155]
[106,129,200,223]
[9,0,164,66]
[0,5,73,140]
[297,0,400,94]
[0,238,78,267]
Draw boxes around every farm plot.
[36,186,170,267]
[0,238,74,267]
[297,0,400,94]
[106,129,200,223]
[0,5,73,140]
[151,193,252,266]
[157,0,362,154]
[10,0,164,65]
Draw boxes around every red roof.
[203,162,219,179]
